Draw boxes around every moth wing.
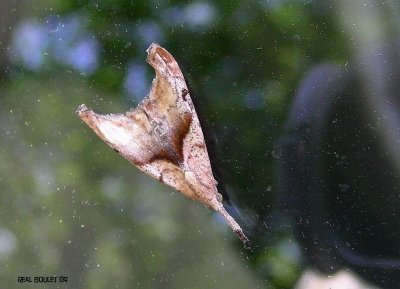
[76,105,162,166]
[142,44,193,163]
[146,44,219,201]
[77,105,193,195]
[139,160,197,200]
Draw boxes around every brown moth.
[76,43,248,244]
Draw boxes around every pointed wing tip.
[76,104,96,124]
[146,43,183,78]
[76,104,89,115]
[146,43,165,64]
[146,42,161,55]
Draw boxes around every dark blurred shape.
[0,0,23,78]
[279,40,400,288]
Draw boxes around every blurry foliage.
[1,0,351,288]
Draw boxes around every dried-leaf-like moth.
[76,43,248,244]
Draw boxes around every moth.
[76,43,248,244]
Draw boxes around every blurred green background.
[1,0,397,288]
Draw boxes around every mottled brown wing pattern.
[76,43,248,244]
